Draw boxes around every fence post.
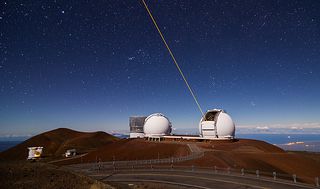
[256,170,260,178]
[214,166,217,174]
[98,161,101,172]
[273,172,277,180]
[315,177,319,187]
[241,168,244,176]
[293,174,297,183]
[227,167,231,174]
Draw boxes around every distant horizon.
[1,121,320,138]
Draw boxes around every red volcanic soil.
[86,139,189,160]
[0,128,119,161]
[54,139,190,165]
[172,139,286,169]
[176,139,320,184]
[198,139,284,153]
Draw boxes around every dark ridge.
[0,128,119,161]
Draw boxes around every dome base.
[129,133,145,138]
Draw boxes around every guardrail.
[68,151,204,170]
[65,151,319,188]
[86,164,319,188]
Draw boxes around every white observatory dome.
[144,113,172,137]
[199,109,235,139]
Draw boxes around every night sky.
[1,1,320,136]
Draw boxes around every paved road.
[85,170,316,189]
[187,143,202,153]
[48,153,87,164]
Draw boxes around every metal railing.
[67,151,204,170]
[65,151,319,188]
[87,164,319,188]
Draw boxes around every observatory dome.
[199,109,235,139]
[144,113,172,137]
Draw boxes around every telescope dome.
[199,109,235,139]
[144,113,172,137]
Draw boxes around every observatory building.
[129,116,147,138]
[199,109,235,139]
[129,109,235,140]
[144,113,172,137]
[27,147,43,160]
[129,113,172,138]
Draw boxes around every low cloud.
[238,122,320,129]
[256,126,269,130]
[237,122,320,134]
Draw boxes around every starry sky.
[1,1,320,136]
